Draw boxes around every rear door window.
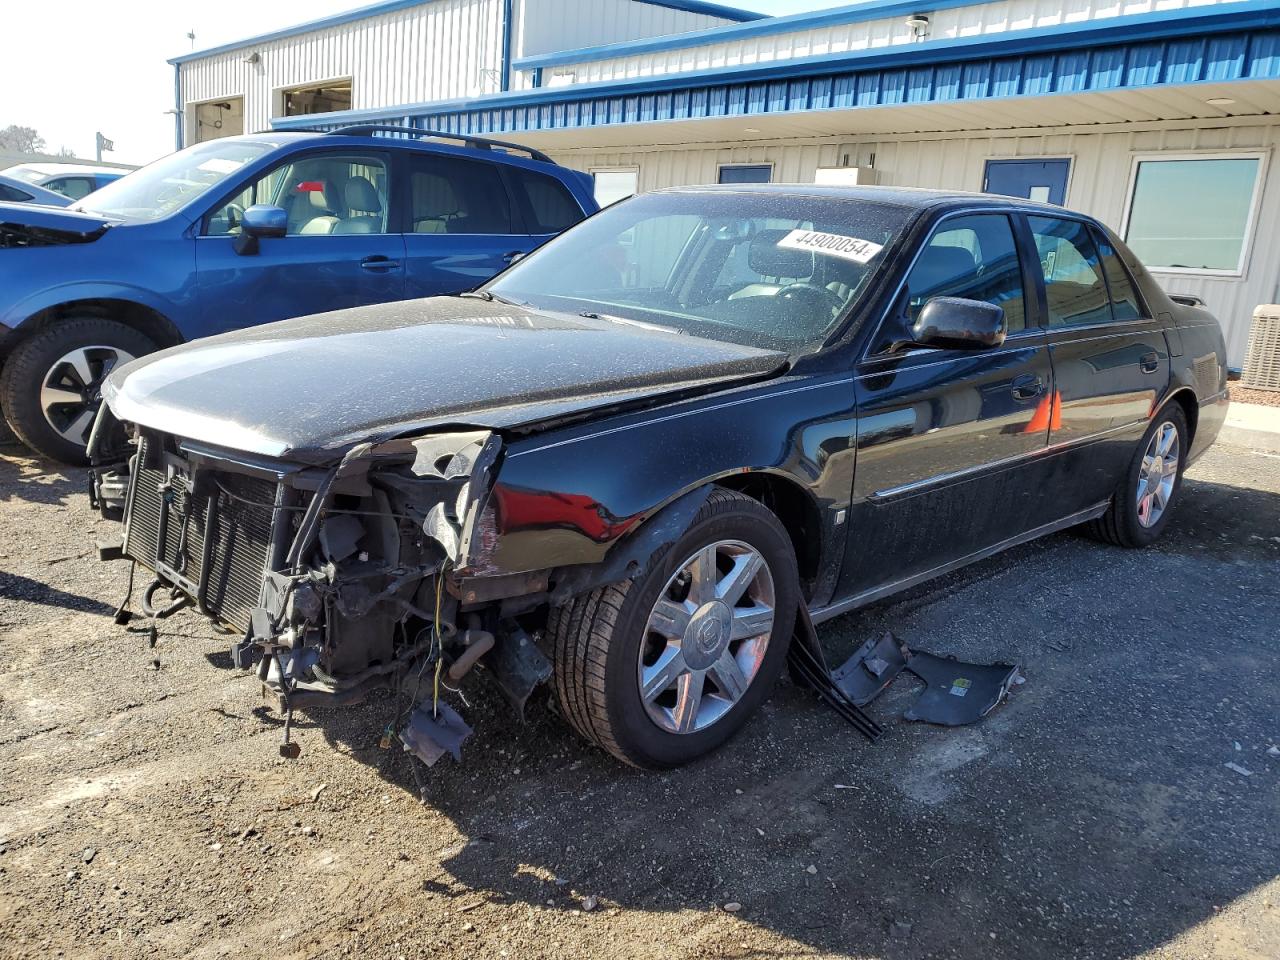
[1091,227,1144,321]
[506,167,585,234]
[1027,216,1112,327]
[46,176,96,200]
[904,213,1027,332]
[407,155,514,235]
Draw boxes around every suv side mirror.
[233,204,288,255]
[912,297,1006,350]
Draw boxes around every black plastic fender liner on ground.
[787,603,884,742]
[789,607,1020,737]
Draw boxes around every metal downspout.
[501,0,513,92]
[172,63,183,150]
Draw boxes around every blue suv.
[0,126,598,462]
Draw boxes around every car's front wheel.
[0,317,155,463]
[549,487,798,768]
[1086,404,1188,548]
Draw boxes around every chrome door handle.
[1139,351,1159,374]
[1011,374,1045,401]
[502,250,526,264]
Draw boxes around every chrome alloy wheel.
[38,345,134,447]
[1136,420,1180,528]
[638,539,775,735]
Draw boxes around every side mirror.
[233,204,287,255]
[911,297,1006,350]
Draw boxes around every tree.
[0,125,47,154]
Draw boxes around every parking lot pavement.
[0,437,1276,960]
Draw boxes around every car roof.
[5,162,127,178]
[657,182,1075,215]
[225,130,564,172]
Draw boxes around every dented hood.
[0,201,114,247]
[105,297,787,461]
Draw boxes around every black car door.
[836,211,1055,603]
[1024,215,1170,510]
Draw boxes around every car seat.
[334,176,384,234]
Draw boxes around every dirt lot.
[1,436,1277,960]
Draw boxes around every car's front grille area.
[123,437,280,631]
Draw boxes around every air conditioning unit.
[1242,304,1280,391]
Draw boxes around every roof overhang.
[271,1,1280,142]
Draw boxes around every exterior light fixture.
[906,14,930,40]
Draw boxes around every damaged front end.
[90,414,550,766]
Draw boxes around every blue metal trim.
[172,63,183,150]
[272,1,1280,133]
[169,0,437,64]
[630,0,762,20]
[513,0,1010,71]
[501,0,513,92]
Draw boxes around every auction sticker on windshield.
[777,229,883,264]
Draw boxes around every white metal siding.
[550,117,1280,366]
[513,0,735,61]
[550,0,1248,84]
[178,0,504,141]
[178,0,747,131]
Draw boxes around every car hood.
[104,297,788,462]
[0,201,114,246]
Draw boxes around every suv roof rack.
[321,124,555,164]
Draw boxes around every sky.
[4,0,852,167]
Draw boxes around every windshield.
[78,139,277,221]
[487,190,910,352]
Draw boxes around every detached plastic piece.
[400,701,472,767]
[830,631,910,706]
[787,605,883,742]
[903,651,1019,726]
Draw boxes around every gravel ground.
[0,436,1277,960]
[1228,385,1280,407]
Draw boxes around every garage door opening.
[193,97,245,143]
[281,79,353,117]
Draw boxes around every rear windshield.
[487,190,910,353]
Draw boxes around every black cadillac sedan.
[89,185,1228,769]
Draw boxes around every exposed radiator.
[1242,304,1280,392]
[123,438,279,630]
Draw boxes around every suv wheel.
[0,317,155,463]
[1086,405,1188,548]
[549,488,798,768]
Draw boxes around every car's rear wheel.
[1086,405,1188,548]
[0,317,154,464]
[549,487,798,768]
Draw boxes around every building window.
[192,97,244,143]
[590,167,639,208]
[1123,154,1264,275]
[280,79,353,117]
[718,164,772,185]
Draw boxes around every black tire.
[1086,405,1188,548]
[549,487,799,769]
[0,317,156,464]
